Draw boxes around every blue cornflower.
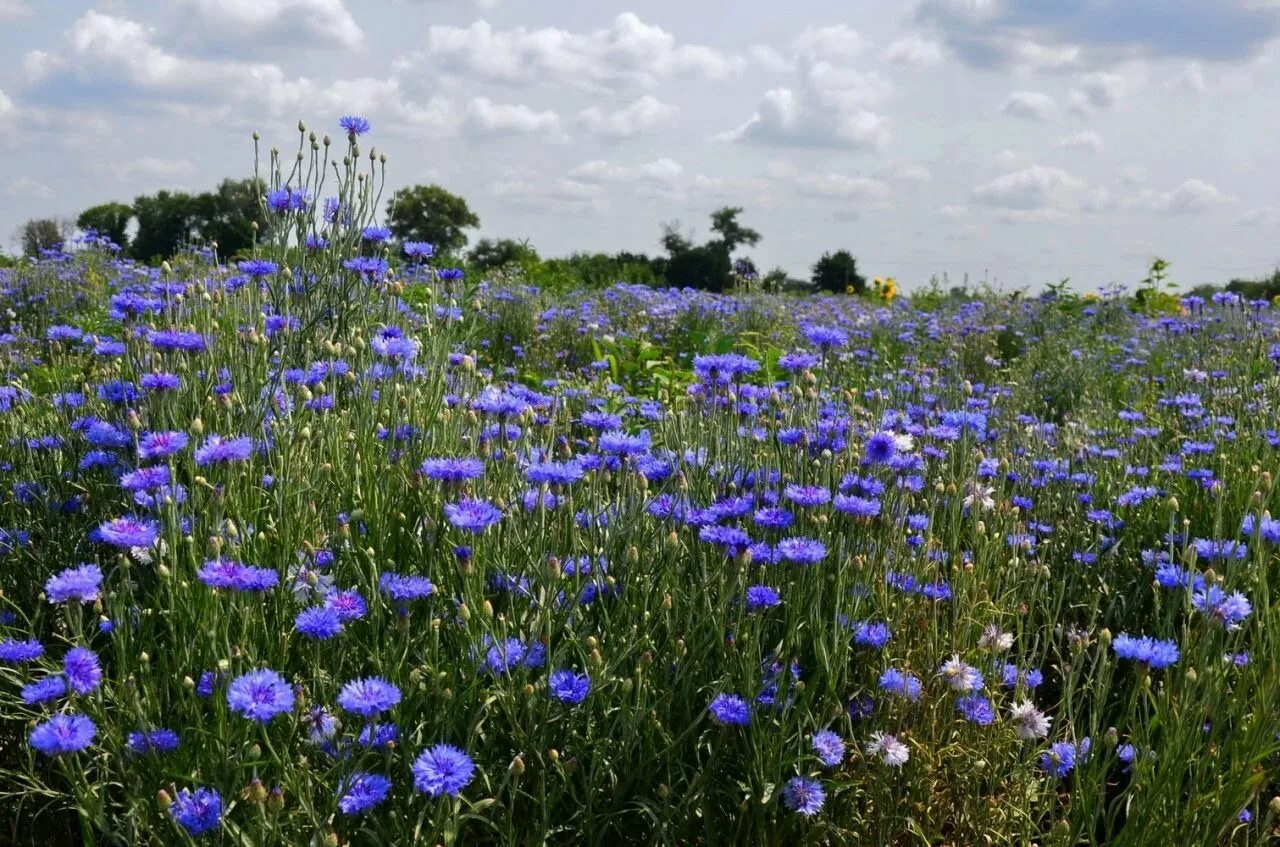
[337,677,401,718]
[777,537,827,565]
[340,115,370,136]
[745,584,781,612]
[295,606,343,640]
[325,589,367,621]
[126,728,180,755]
[237,259,278,277]
[169,787,223,836]
[97,517,158,549]
[781,776,826,816]
[420,457,485,483]
[226,669,295,722]
[0,640,43,669]
[548,669,591,705]
[194,435,253,466]
[1040,739,1090,779]
[21,675,67,705]
[443,499,503,533]
[197,560,279,592]
[811,730,845,768]
[864,431,898,464]
[138,430,189,460]
[45,564,102,604]
[379,572,434,602]
[956,694,995,725]
[852,620,891,649]
[337,773,391,815]
[1112,634,1180,669]
[64,646,102,695]
[412,744,476,797]
[708,693,752,725]
[878,668,922,701]
[30,713,96,756]
[1191,585,1251,630]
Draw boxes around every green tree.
[811,250,866,294]
[386,185,480,255]
[709,207,761,254]
[77,203,135,250]
[192,178,266,259]
[468,238,539,271]
[131,191,198,262]
[762,266,789,292]
[14,218,73,257]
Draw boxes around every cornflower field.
[2,119,1279,846]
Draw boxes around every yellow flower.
[1083,292,1100,302]
[845,285,854,295]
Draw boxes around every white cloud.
[971,164,1088,217]
[491,174,606,213]
[0,0,30,22]
[994,150,1035,171]
[793,24,865,59]
[402,14,744,92]
[880,161,932,182]
[1143,178,1233,214]
[1001,90,1055,121]
[0,87,12,121]
[880,34,944,65]
[465,98,566,140]
[794,172,891,204]
[179,0,363,49]
[1056,130,1104,153]
[6,177,53,199]
[109,157,196,181]
[1237,206,1280,228]
[721,59,891,149]
[578,95,675,139]
[748,44,791,72]
[1067,71,1132,112]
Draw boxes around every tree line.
[7,180,870,294]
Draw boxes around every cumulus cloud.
[0,87,13,121]
[578,95,676,139]
[880,34,945,65]
[399,14,743,92]
[465,97,566,140]
[1066,71,1132,112]
[1001,90,1055,120]
[1142,178,1233,214]
[792,24,866,59]
[794,172,892,204]
[1056,130,1104,153]
[0,0,30,22]
[916,0,1280,65]
[720,59,891,149]
[971,164,1088,218]
[178,0,363,49]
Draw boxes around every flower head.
[337,677,401,718]
[337,772,391,815]
[170,787,223,836]
[30,713,96,756]
[226,669,295,722]
[781,776,826,816]
[412,744,476,797]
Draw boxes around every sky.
[1,0,1279,290]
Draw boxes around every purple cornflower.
[45,564,102,604]
[169,787,223,836]
[420,457,485,484]
[138,430,189,460]
[97,517,158,549]
[864,431,898,464]
[21,676,67,705]
[1112,634,1180,669]
[412,744,476,797]
[1191,585,1251,630]
[29,713,96,756]
[340,115,371,136]
[745,584,781,612]
[708,693,751,725]
[443,499,503,533]
[337,677,401,718]
[811,729,845,767]
[295,606,343,640]
[878,668,922,701]
[337,773,391,815]
[547,669,591,705]
[197,560,279,592]
[64,646,102,694]
[0,639,45,664]
[194,435,253,466]
[226,669,295,722]
[781,776,826,816]
[777,537,827,565]
[379,572,434,602]
[126,728,180,755]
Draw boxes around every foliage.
[14,217,74,257]
[811,250,866,294]
[385,184,480,255]
[76,203,135,251]
[3,118,1280,847]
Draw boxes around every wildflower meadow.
[2,119,1280,846]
